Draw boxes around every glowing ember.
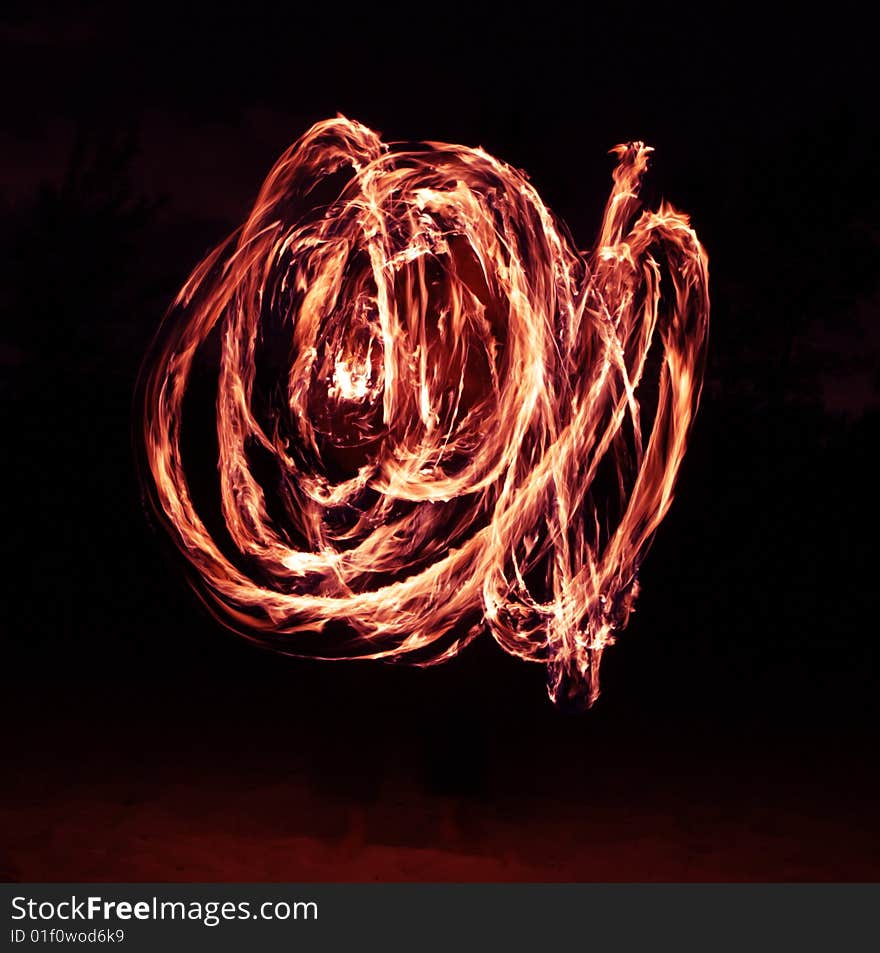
[138,118,709,708]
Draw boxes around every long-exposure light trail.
[139,118,709,707]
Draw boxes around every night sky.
[3,4,878,881]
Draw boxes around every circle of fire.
[139,118,709,708]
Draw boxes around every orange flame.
[138,118,709,708]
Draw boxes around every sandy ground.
[4,738,878,881]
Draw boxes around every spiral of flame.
[139,117,709,708]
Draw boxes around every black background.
[2,3,878,880]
